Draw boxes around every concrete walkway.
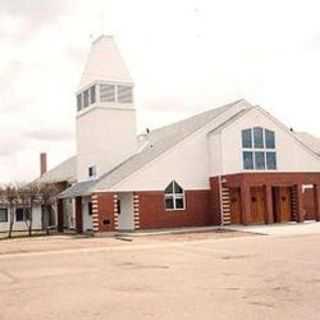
[118,226,222,237]
[120,221,320,238]
[227,220,320,236]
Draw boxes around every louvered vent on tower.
[117,85,133,103]
[100,84,116,102]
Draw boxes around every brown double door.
[250,187,266,224]
[230,188,242,224]
[230,187,265,224]
[272,187,292,223]
[229,186,292,225]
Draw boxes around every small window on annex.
[15,208,24,222]
[88,165,97,178]
[164,181,186,211]
[0,208,8,223]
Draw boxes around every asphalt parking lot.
[1,228,320,320]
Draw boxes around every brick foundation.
[136,190,212,229]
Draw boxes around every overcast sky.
[1,0,320,182]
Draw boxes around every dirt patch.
[116,261,170,270]
[220,254,255,260]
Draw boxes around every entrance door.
[230,188,242,224]
[273,187,291,223]
[250,187,265,224]
[118,193,135,231]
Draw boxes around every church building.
[37,35,320,233]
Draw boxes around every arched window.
[164,181,186,210]
[241,127,277,170]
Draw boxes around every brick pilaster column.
[133,193,140,230]
[240,183,251,225]
[57,198,64,232]
[295,184,305,223]
[264,185,274,224]
[91,194,99,232]
[113,194,119,231]
[314,184,320,222]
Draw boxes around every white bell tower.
[76,35,137,181]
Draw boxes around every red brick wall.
[222,172,320,187]
[96,193,115,232]
[209,177,222,225]
[303,188,315,220]
[137,190,213,229]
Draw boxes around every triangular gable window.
[165,181,174,194]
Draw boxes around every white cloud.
[1,0,320,182]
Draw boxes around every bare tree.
[2,184,18,239]
[26,183,42,237]
[17,182,41,237]
[39,183,59,235]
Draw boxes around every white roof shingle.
[35,156,76,185]
[59,99,247,198]
[294,132,320,156]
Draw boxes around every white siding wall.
[82,196,93,231]
[76,107,137,181]
[63,198,74,228]
[208,132,222,176]
[111,100,250,192]
[0,206,42,232]
[112,129,211,191]
[118,193,134,230]
[220,108,320,175]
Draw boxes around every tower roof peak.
[79,35,132,89]
[92,34,113,45]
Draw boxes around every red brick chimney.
[40,153,47,176]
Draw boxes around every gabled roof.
[79,35,132,89]
[59,99,248,198]
[294,132,320,156]
[35,156,76,185]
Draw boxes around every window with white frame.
[88,165,97,178]
[15,208,25,222]
[241,127,277,170]
[164,181,186,210]
[0,208,8,223]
